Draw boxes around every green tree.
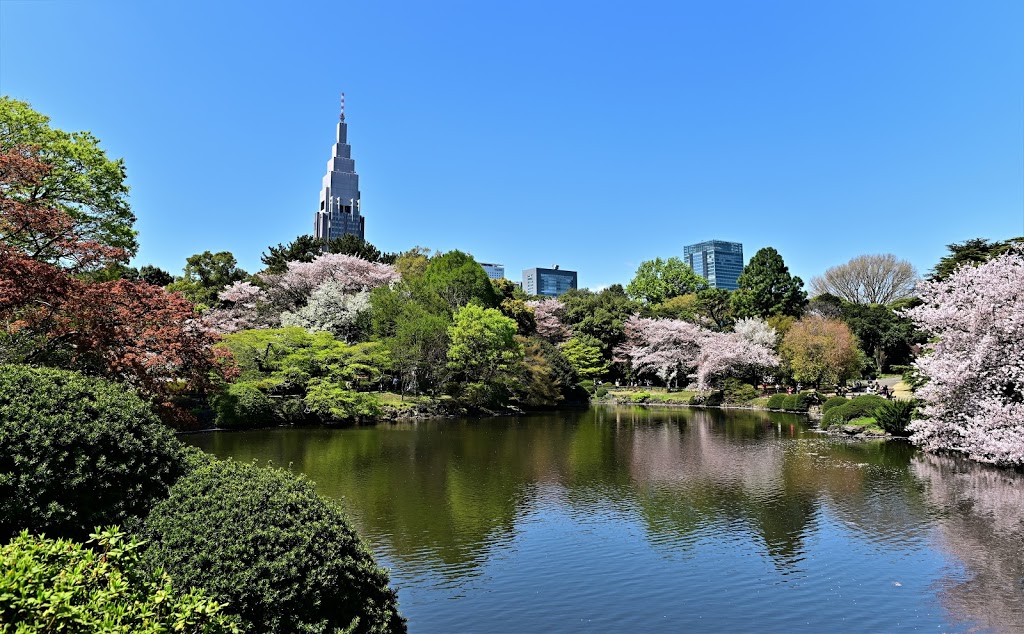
[839,301,921,373]
[261,234,397,274]
[731,247,807,319]
[1,528,240,633]
[393,246,432,279]
[137,264,174,286]
[167,250,249,307]
[626,257,708,305]
[215,327,388,425]
[695,287,734,330]
[560,335,609,380]
[447,304,523,383]
[423,250,498,311]
[260,234,324,274]
[0,97,136,258]
[560,285,638,363]
[927,237,1024,281]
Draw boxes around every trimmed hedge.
[1,528,239,633]
[766,394,786,409]
[0,365,186,541]
[142,459,406,634]
[821,394,889,429]
[822,396,849,414]
[781,393,809,412]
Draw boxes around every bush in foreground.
[142,459,405,634]
[0,365,186,541]
[0,527,240,633]
[766,394,786,409]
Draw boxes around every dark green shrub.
[1,527,239,632]
[822,396,849,414]
[595,387,609,398]
[722,378,758,404]
[781,393,809,412]
[579,379,595,394]
[704,391,725,407]
[766,394,786,409]
[142,459,405,634]
[215,381,276,428]
[0,365,186,541]
[874,399,917,436]
[821,394,888,429]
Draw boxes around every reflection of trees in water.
[191,410,1023,605]
[621,408,819,567]
[911,453,1024,632]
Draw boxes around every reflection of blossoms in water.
[911,452,1024,632]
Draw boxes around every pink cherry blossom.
[903,252,1024,466]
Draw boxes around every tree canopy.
[927,237,1024,282]
[626,256,708,305]
[731,247,807,319]
[810,253,917,305]
[0,97,136,257]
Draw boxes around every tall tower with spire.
[314,93,364,242]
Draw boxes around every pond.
[185,406,1024,633]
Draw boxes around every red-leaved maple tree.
[1,147,230,425]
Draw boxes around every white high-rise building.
[314,94,364,242]
[480,263,505,280]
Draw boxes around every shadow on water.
[187,405,1024,632]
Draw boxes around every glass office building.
[522,267,578,297]
[683,240,744,290]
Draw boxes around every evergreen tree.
[730,247,807,319]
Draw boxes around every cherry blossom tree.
[617,316,703,387]
[526,299,570,343]
[696,330,779,389]
[903,252,1024,466]
[262,253,399,309]
[202,281,276,334]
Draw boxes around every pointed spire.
[339,92,346,122]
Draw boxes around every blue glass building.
[522,267,577,297]
[683,241,744,290]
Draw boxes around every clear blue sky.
[2,0,1022,289]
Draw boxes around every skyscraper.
[683,240,744,290]
[314,93,364,242]
[522,267,578,297]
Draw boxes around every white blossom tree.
[281,285,371,343]
[903,251,1024,466]
[733,317,778,348]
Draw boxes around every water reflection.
[911,453,1024,632]
[187,406,1024,632]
